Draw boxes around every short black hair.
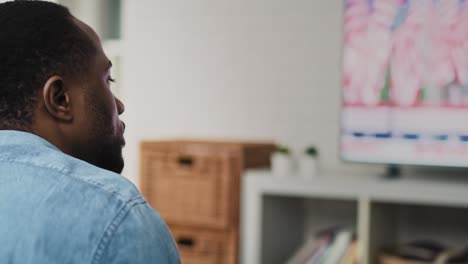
[0,0,95,130]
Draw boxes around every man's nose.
[115,97,125,115]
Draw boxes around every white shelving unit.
[241,170,468,264]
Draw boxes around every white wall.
[120,0,382,185]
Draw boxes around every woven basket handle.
[176,236,195,248]
[178,156,194,167]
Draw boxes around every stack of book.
[379,241,468,264]
[286,227,359,264]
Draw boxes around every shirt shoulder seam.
[0,157,135,201]
[90,197,147,264]
[0,157,70,174]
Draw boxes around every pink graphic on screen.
[344,0,468,106]
[342,0,468,167]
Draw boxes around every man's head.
[0,1,126,173]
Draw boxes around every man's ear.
[42,76,73,122]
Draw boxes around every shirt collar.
[0,130,60,151]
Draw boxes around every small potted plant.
[299,146,319,179]
[271,145,293,177]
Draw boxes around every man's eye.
[108,76,116,83]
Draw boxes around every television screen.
[341,0,468,167]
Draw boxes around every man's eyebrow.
[107,60,113,70]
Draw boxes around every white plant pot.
[271,153,292,178]
[299,156,318,179]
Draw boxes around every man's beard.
[93,139,124,173]
[84,87,125,174]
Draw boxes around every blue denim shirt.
[0,131,180,264]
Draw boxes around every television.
[341,0,468,167]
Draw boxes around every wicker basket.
[170,225,237,264]
[140,140,275,264]
[141,151,233,229]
